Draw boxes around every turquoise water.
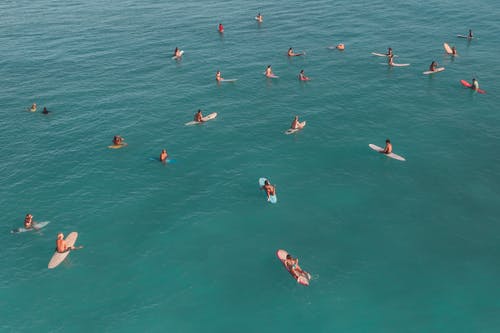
[1,0,500,331]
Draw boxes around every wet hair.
[386,139,391,143]
[286,254,292,259]
[264,180,269,185]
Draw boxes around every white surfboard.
[220,78,237,82]
[443,43,453,54]
[285,121,306,135]
[457,35,473,39]
[185,112,218,126]
[48,232,80,269]
[369,144,406,161]
[172,50,184,59]
[372,52,398,57]
[423,67,445,75]
[258,177,277,203]
[390,63,410,67]
[12,221,50,233]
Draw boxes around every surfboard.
[457,35,473,39]
[264,73,279,79]
[185,112,218,125]
[285,121,306,135]
[108,143,128,149]
[443,43,453,54]
[12,221,50,233]
[369,144,406,161]
[390,63,410,67]
[172,50,184,59]
[276,249,311,286]
[255,17,263,22]
[220,79,237,82]
[48,232,79,269]
[460,80,486,94]
[372,52,397,57]
[423,67,445,75]
[258,177,277,203]
[149,157,176,163]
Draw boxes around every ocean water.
[1,0,500,332]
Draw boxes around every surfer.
[451,46,457,56]
[388,54,394,66]
[113,135,123,145]
[261,179,276,201]
[215,70,222,82]
[381,139,392,154]
[290,116,304,129]
[218,23,224,33]
[336,43,345,50]
[24,214,33,229]
[29,103,37,112]
[173,47,182,58]
[194,109,204,122]
[472,78,479,91]
[298,70,309,81]
[287,48,301,57]
[429,61,438,72]
[56,233,76,253]
[468,29,473,39]
[284,254,306,279]
[265,65,273,77]
[42,107,50,114]
[256,13,263,22]
[160,149,168,162]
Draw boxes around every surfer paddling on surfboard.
[261,179,276,202]
[287,48,303,57]
[215,70,223,82]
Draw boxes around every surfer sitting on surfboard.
[173,47,182,58]
[24,214,33,229]
[291,116,304,130]
[261,180,276,202]
[194,109,204,122]
[429,61,438,72]
[218,23,224,33]
[468,29,473,39]
[265,65,274,78]
[215,70,222,82]
[381,139,392,154]
[113,135,124,145]
[386,48,393,57]
[388,54,394,66]
[472,78,479,91]
[298,70,309,81]
[160,149,168,162]
[256,13,263,22]
[56,233,76,253]
[284,254,306,279]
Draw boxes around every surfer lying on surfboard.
[24,214,33,229]
[287,48,303,57]
[261,179,276,202]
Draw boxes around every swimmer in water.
[261,179,276,202]
[298,70,309,81]
[194,109,204,122]
[56,233,76,253]
[215,70,222,82]
[218,23,224,33]
[382,139,392,154]
[290,115,304,129]
[160,149,168,162]
[42,107,50,114]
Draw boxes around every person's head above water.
[57,233,64,240]
[386,139,391,143]
[264,180,269,185]
[197,109,201,113]
[286,254,292,259]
